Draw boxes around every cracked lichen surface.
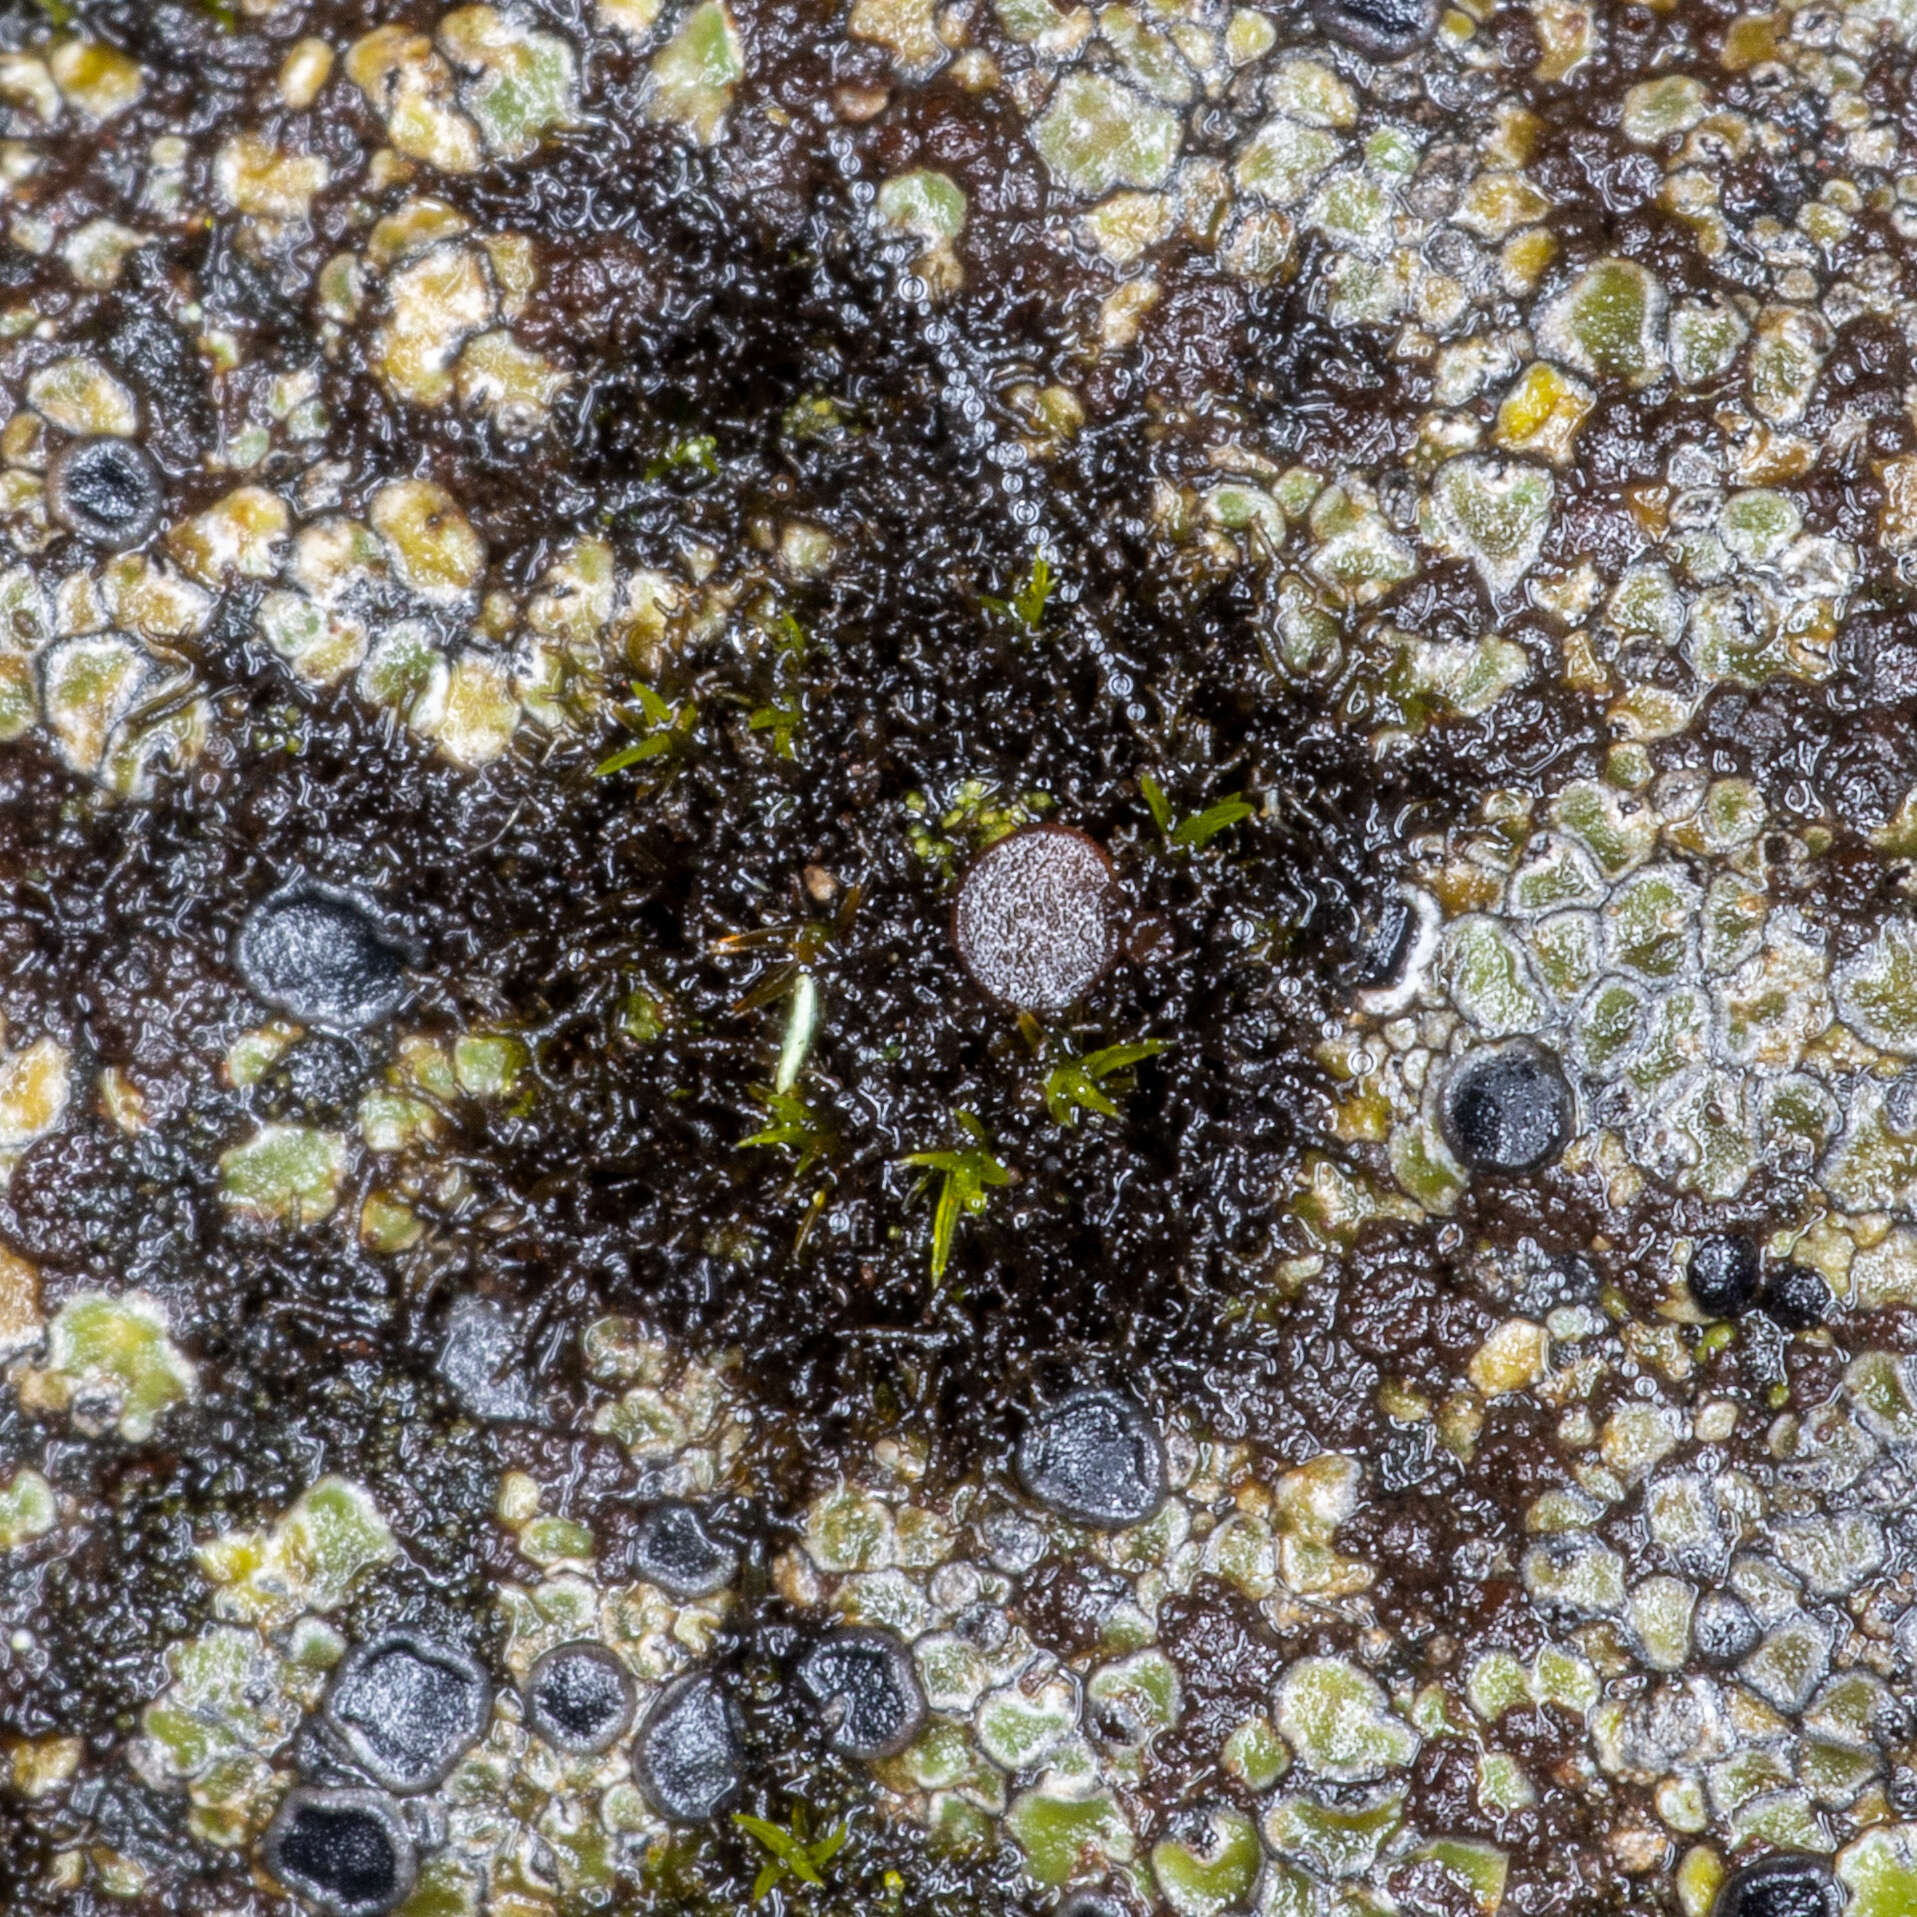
[12,1,1917,1915]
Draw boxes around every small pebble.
[1354,887,1439,1016]
[630,1500,740,1600]
[1687,1234,1761,1320]
[1310,0,1438,56]
[1440,1043,1573,1175]
[524,1641,635,1755]
[436,1297,535,1423]
[46,436,163,550]
[1016,1387,1166,1530]
[324,1633,492,1794]
[238,886,409,1033]
[1709,1854,1842,1917]
[1352,893,1413,990]
[1763,1263,1832,1331]
[796,1627,926,1759]
[632,1671,744,1823]
[953,824,1117,1014]
[262,1787,416,1917]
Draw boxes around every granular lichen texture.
[18,2,1917,1916]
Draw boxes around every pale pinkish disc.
[953,823,1117,1014]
